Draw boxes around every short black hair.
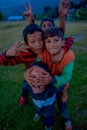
[23,24,44,44]
[30,61,50,73]
[44,26,64,40]
[40,17,55,27]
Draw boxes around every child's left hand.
[59,0,72,17]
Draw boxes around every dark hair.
[44,26,64,40]
[30,61,50,73]
[40,17,55,27]
[23,24,44,44]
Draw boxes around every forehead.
[45,35,61,39]
[31,66,44,73]
[42,20,53,25]
[27,31,42,39]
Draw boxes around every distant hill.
[0,0,82,19]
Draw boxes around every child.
[24,26,75,130]
[23,61,60,130]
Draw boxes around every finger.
[27,68,33,73]
[23,2,29,11]
[15,41,24,47]
[29,1,32,11]
[67,0,72,8]
[41,69,49,75]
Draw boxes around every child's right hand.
[23,1,34,24]
[6,41,25,57]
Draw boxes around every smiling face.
[45,35,64,55]
[41,21,53,31]
[27,31,44,54]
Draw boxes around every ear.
[62,39,65,47]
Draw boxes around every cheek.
[45,44,49,49]
[27,42,34,49]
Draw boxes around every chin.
[49,51,58,55]
[34,50,42,54]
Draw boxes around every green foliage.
[36,5,58,20]
[72,7,87,21]
[0,11,4,21]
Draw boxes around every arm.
[64,37,74,51]
[59,0,72,32]
[53,61,74,88]
[0,41,25,66]
[0,42,37,66]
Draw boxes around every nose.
[35,40,40,47]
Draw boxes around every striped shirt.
[0,48,37,68]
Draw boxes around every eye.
[42,24,46,28]
[48,24,52,27]
[30,40,35,44]
[55,39,59,42]
[45,39,51,44]
[54,38,60,42]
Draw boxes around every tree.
[0,11,4,21]
[72,7,87,20]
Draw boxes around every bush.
[72,7,87,21]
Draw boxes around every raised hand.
[23,1,35,24]
[6,41,26,57]
[59,0,72,16]
[59,0,72,32]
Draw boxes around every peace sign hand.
[23,1,35,24]
[6,41,26,57]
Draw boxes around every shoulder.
[65,37,74,43]
[62,50,75,66]
[65,50,75,60]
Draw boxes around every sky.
[0,0,82,8]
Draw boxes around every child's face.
[27,31,44,54]
[45,35,64,55]
[41,21,53,31]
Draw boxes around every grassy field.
[0,21,87,130]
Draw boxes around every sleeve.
[53,61,74,88]
[64,37,74,51]
[0,52,24,66]
[0,50,37,66]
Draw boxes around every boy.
[24,26,75,130]
[23,61,60,130]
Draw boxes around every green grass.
[0,21,87,130]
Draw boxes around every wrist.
[6,50,10,57]
[59,14,65,19]
[50,76,57,85]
